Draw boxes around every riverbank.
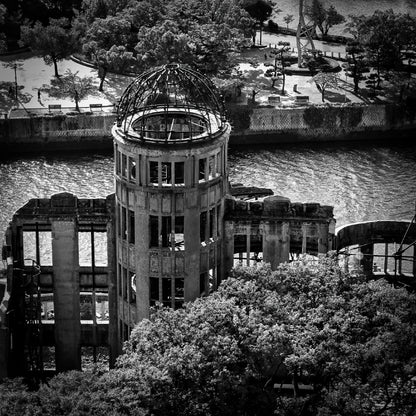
[1,102,415,155]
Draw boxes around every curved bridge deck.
[336,220,416,288]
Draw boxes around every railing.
[265,43,347,61]
[8,104,116,118]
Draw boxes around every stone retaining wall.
[1,103,415,153]
[1,113,117,152]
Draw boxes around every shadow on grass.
[0,82,32,112]
[99,72,134,104]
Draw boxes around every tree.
[268,41,291,93]
[306,0,345,37]
[2,256,416,415]
[134,20,193,70]
[189,23,248,75]
[134,19,246,76]
[347,10,416,88]
[20,18,77,77]
[383,71,416,103]
[0,4,7,52]
[242,0,274,45]
[165,0,252,39]
[79,0,109,23]
[322,4,345,36]
[83,15,132,51]
[41,70,96,111]
[38,0,82,19]
[344,40,369,93]
[83,43,136,90]
[119,0,165,32]
[309,71,339,102]
[212,77,244,102]
[121,256,416,416]
[283,13,294,29]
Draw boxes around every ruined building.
[0,65,336,378]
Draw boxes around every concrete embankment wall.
[1,113,117,153]
[228,103,416,145]
[1,104,415,153]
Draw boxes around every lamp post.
[13,62,18,101]
[5,61,23,104]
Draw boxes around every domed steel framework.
[116,64,227,143]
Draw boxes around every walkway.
[0,32,366,115]
[0,54,132,114]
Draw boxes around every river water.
[1,140,415,241]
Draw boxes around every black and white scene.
[0,0,416,415]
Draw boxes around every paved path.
[0,54,131,113]
[0,32,363,115]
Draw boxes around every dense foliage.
[1,255,416,415]
[1,0,415,104]
[306,0,345,37]
[347,9,416,92]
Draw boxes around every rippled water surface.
[1,141,416,238]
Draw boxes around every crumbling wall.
[2,192,116,377]
[223,195,335,272]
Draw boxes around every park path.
[0,30,363,114]
[0,54,131,113]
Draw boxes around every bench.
[48,104,62,112]
[295,95,309,104]
[90,103,103,111]
[268,95,280,104]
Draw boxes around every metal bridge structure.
[336,216,416,289]
[6,259,43,383]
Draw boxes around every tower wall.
[113,124,230,343]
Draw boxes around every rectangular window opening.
[78,232,92,267]
[200,272,207,295]
[121,207,127,240]
[95,292,109,323]
[94,232,108,267]
[43,346,56,371]
[128,210,135,244]
[123,267,128,301]
[129,157,136,182]
[150,277,159,306]
[41,292,54,323]
[162,277,172,307]
[216,152,221,176]
[121,154,127,177]
[209,208,215,239]
[23,230,53,267]
[208,155,215,180]
[80,292,94,322]
[129,271,136,303]
[161,216,172,248]
[149,161,159,185]
[118,263,122,297]
[208,268,215,294]
[161,162,172,185]
[200,212,207,243]
[199,158,206,182]
[174,162,185,185]
[174,278,184,309]
[116,148,121,174]
[150,216,159,247]
[174,216,185,250]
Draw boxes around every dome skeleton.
[115,64,227,143]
